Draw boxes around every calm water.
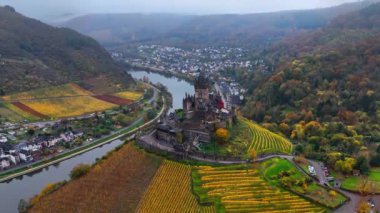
[129,70,194,112]
[0,140,124,213]
[0,71,193,212]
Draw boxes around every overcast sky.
[0,0,359,21]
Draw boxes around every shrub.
[70,164,91,180]
[370,154,380,167]
[215,128,229,144]
[329,190,337,197]
[294,156,308,165]
[354,156,369,175]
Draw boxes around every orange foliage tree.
[215,128,229,144]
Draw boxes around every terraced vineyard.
[193,165,326,213]
[241,118,292,154]
[136,160,215,213]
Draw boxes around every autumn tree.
[249,149,257,161]
[334,157,356,174]
[70,164,91,180]
[215,128,229,144]
[329,190,337,197]
[356,200,370,213]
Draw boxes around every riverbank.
[128,64,195,83]
[0,90,166,183]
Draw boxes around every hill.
[61,14,194,48]
[61,1,376,49]
[0,6,133,94]
[239,2,380,162]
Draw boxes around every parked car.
[368,199,375,208]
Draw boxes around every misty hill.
[62,0,376,48]
[61,14,194,47]
[0,6,133,94]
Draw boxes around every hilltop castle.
[183,73,224,120]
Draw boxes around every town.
[111,44,271,77]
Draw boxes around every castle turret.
[194,72,209,111]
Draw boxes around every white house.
[0,157,10,169]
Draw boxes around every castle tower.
[194,72,209,111]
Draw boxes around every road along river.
[0,70,193,212]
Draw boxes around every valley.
[1,1,380,212]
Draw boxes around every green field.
[0,105,24,122]
[342,167,380,193]
[261,158,347,208]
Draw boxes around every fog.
[0,0,359,21]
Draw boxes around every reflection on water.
[129,70,193,112]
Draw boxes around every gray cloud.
[0,0,359,21]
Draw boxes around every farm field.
[0,83,144,120]
[241,117,292,154]
[261,158,347,208]
[1,83,92,101]
[192,164,326,212]
[2,103,40,121]
[341,167,380,193]
[94,95,133,105]
[0,104,24,122]
[20,96,116,118]
[115,91,143,101]
[30,143,162,213]
[136,160,215,213]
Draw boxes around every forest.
[231,3,380,174]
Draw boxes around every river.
[0,70,193,212]
[129,70,193,111]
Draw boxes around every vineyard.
[193,165,326,213]
[11,102,48,119]
[136,160,215,213]
[20,96,116,118]
[30,143,162,213]
[2,103,40,121]
[241,118,292,154]
[94,95,133,105]
[115,91,143,101]
[2,83,92,101]
[0,83,144,120]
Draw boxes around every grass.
[114,91,143,101]
[3,103,39,121]
[0,106,24,122]
[261,157,304,183]
[261,158,347,209]
[341,167,380,193]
